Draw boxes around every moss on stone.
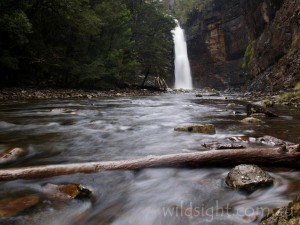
[242,40,256,70]
[288,33,299,55]
[260,194,300,225]
[294,82,300,91]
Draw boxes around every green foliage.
[276,83,300,106]
[0,0,175,89]
[0,10,32,45]
[294,82,300,91]
[171,0,212,23]
[0,1,33,78]
[289,33,299,56]
[242,40,255,70]
[127,0,175,84]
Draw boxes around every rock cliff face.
[243,0,300,92]
[185,0,248,89]
[185,0,300,91]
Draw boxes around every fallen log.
[0,146,299,181]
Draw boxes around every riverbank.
[0,87,165,101]
[1,87,300,109]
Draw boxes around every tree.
[82,0,138,88]
[0,0,176,89]
[25,0,102,87]
[0,0,33,85]
[125,0,176,86]
[171,0,213,23]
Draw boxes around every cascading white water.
[172,20,193,89]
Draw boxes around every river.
[0,92,299,225]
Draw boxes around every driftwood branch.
[0,147,299,181]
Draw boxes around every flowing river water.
[0,92,300,225]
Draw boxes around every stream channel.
[0,92,300,225]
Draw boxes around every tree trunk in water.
[0,146,299,181]
[154,77,168,90]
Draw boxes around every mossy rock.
[174,124,216,134]
[260,195,300,225]
[241,117,264,124]
[276,87,300,106]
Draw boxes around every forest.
[0,0,175,89]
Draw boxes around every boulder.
[257,135,294,147]
[0,147,28,164]
[246,103,278,117]
[43,183,92,200]
[0,195,40,217]
[260,195,300,225]
[241,117,264,124]
[226,164,274,192]
[174,124,216,134]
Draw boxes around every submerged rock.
[0,147,28,164]
[0,195,40,217]
[226,164,274,192]
[203,92,220,96]
[241,117,264,124]
[251,113,268,118]
[260,195,300,225]
[257,135,294,147]
[174,124,216,134]
[202,142,245,150]
[235,135,294,147]
[262,99,275,107]
[228,136,250,142]
[226,103,236,108]
[43,183,92,200]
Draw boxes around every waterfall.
[172,20,193,89]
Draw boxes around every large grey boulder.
[226,164,274,192]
